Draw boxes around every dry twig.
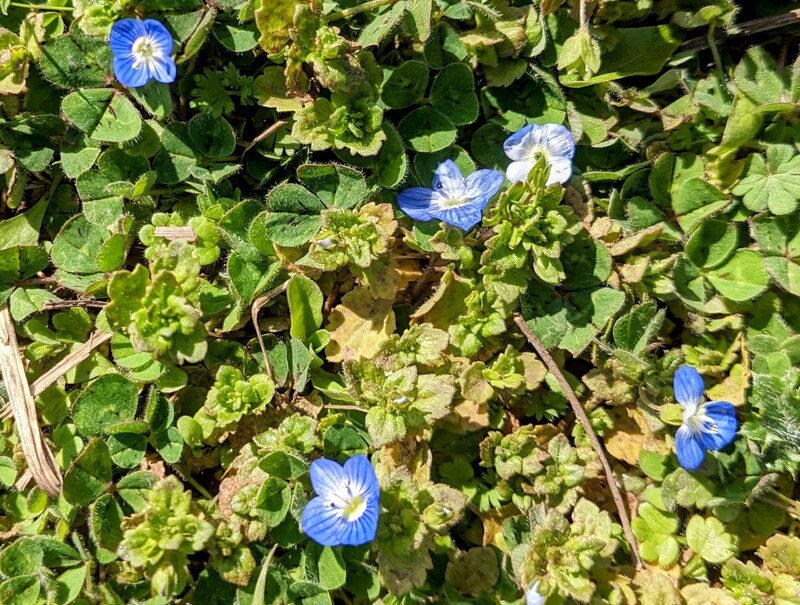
[513,314,644,570]
[30,330,113,398]
[251,280,291,381]
[0,306,62,497]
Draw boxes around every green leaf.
[264,184,324,247]
[560,26,683,87]
[358,2,407,47]
[51,215,107,274]
[296,163,367,209]
[733,46,786,105]
[60,128,101,179]
[189,113,236,158]
[129,81,174,119]
[63,438,113,506]
[374,123,408,188]
[258,477,291,527]
[62,89,143,143]
[38,34,111,90]
[0,195,50,251]
[108,433,147,468]
[684,220,738,269]
[406,0,432,42]
[382,61,429,109]
[398,106,457,153]
[732,145,800,215]
[154,426,184,464]
[0,538,44,577]
[613,302,663,353]
[685,515,738,564]
[213,22,259,52]
[254,0,294,53]
[317,547,347,591]
[429,63,479,126]
[707,250,769,302]
[259,450,308,480]
[671,177,730,234]
[631,502,680,568]
[287,275,324,342]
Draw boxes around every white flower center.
[683,403,718,436]
[132,35,164,71]
[328,481,368,522]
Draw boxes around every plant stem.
[325,404,369,412]
[328,0,399,21]
[513,314,644,570]
[9,2,74,10]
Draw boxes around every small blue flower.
[301,455,380,547]
[503,123,576,185]
[526,581,545,605]
[396,160,504,231]
[673,365,738,471]
[110,19,176,88]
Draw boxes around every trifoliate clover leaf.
[685,515,738,564]
[732,144,800,215]
[631,502,681,568]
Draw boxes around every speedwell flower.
[396,160,504,231]
[110,19,176,88]
[674,365,737,471]
[526,581,545,605]
[301,455,380,547]
[503,123,576,185]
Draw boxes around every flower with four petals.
[301,455,380,547]
[503,123,576,185]
[110,19,176,88]
[673,365,738,471]
[396,160,504,231]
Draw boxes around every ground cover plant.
[1,0,800,603]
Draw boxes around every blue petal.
[698,401,737,452]
[503,124,534,161]
[674,365,705,408]
[396,187,436,222]
[109,19,145,57]
[309,458,348,499]
[142,19,174,55]
[343,455,379,499]
[150,57,177,84]
[432,160,464,198]
[336,504,379,546]
[301,497,348,546]
[675,425,705,471]
[113,56,150,88]
[464,169,504,201]
[433,203,484,231]
[542,124,576,159]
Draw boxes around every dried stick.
[513,314,643,570]
[240,121,287,160]
[682,9,800,52]
[0,306,62,497]
[251,280,290,381]
[30,330,113,398]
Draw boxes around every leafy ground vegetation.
[1,0,800,603]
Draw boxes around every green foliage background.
[1,0,800,603]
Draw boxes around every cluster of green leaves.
[2,0,800,604]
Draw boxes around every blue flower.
[301,455,380,547]
[396,160,504,231]
[110,19,176,88]
[526,581,545,605]
[673,365,738,471]
[503,123,576,185]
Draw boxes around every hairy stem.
[328,0,399,21]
